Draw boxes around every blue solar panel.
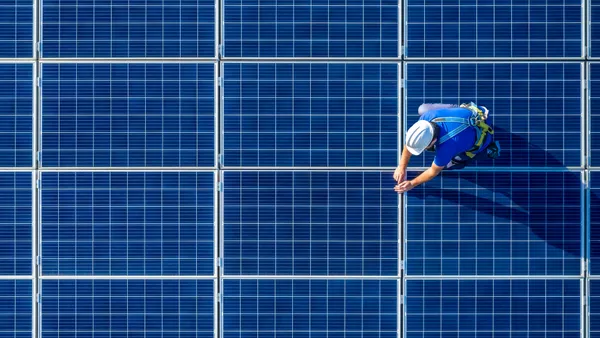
[0,1,32,58]
[588,63,600,167]
[223,171,398,276]
[40,172,214,276]
[41,0,215,58]
[588,172,600,275]
[406,0,582,58]
[0,64,32,168]
[406,63,582,168]
[406,171,581,276]
[405,279,581,337]
[0,172,31,276]
[0,280,31,338]
[40,63,215,168]
[223,0,398,58]
[223,63,398,167]
[223,279,397,338]
[591,280,600,337]
[41,279,214,338]
[590,0,600,57]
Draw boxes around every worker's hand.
[393,166,407,183]
[394,181,414,194]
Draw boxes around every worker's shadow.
[410,126,585,259]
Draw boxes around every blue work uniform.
[419,107,493,168]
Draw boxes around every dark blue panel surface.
[223,279,397,338]
[223,1,398,57]
[0,172,31,276]
[406,171,581,276]
[406,63,582,168]
[41,0,215,57]
[588,64,600,167]
[0,1,32,58]
[406,279,581,337]
[40,172,214,276]
[0,64,32,167]
[223,171,398,276]
[587,172,600,275]
[591,280,600,337]
[223,63,398,167]
[41,279,213,338]
[41,63,215,168]
[590,0,600,57]
[0,280,31,338]
[406,0,582,58]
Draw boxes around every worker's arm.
[394,145,412,183]
[394,163,444,193]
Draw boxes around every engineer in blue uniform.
[394,103,501,193]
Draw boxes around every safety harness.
[431,102,494,158]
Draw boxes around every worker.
[394,102,501,193]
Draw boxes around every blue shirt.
[419,107,492,167]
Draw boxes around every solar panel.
[589,63,600,167]
[41,0,215,58]
[0,1,32,58]
[41,279,214,338]
[40,63,215,168]
[591,280,600,337]
[405,279,581,337]
[222,63,398,168]
[590,0,600,57]
[405,63,582,168]
[406,171,581,276]
[222,279,397,338]
[222,0,398,58]
[588,171,600,275]
[40,172,214,276]
[0,172,31,276]
[406,0,582,58]
[0,280,31,338]
[222,171,398,276]
[0,63,32,168]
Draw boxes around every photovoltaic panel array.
[591,280,600,337]
[406,171,582,276]
[222,171,398,276]
[589,63,600,167]
[588,171,600,275]
[0,280,31,338]
[590,0,600,57]
[405,63,582,168]
[222,279,397,338]
[222,0,399,58]
[40,172,215,276]
[0,0,32,58]
[222,63,398,168]
[0,172,31,276]
[0,63,32,168]
[41,0,216,58]
[405,0,582,58]
[405,279,581,337]
[41,279,214,338]
[40,63,215,168]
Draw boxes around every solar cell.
[222,171,398,276]
[40,63,215,168]
[222,63,398,168]
[588,63,600,167]
[590,0,600,57]
[0,63,32,168]
[0,172,31,276]
[40,172,214,276]
[405,63,582,168]
[405,279,581,337]
[587,171,600,275]
[222,279,397,338]
[41,0,215,58]
[0,1,32,58]
[406,0,582,58]
[41,279,214,338]
[0,280,31,338]
[591,279,600,337]
[406,171,582,276]
[222,0,398,58]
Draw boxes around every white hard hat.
[406,120,435,155]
